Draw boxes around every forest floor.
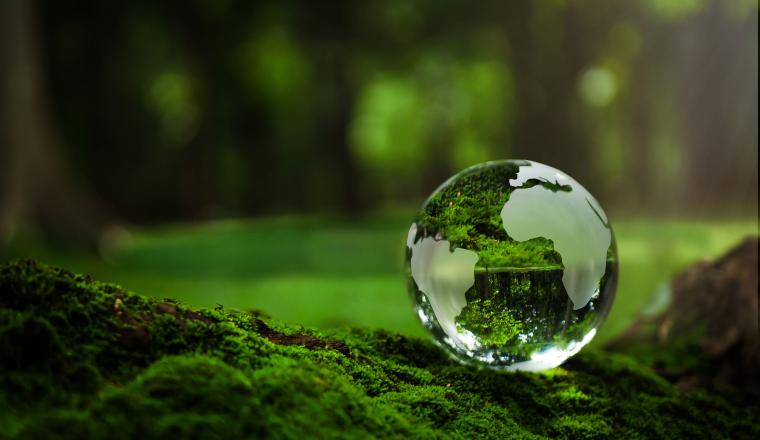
[1,246,758,439]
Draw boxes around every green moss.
[453,268,583,362]
[0,260,757,439]
[475,237,563,268]
[415,161,563,268]
[456,297,523,346]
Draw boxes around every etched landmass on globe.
[405,160,617,370]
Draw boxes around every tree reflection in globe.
[406,160,618,371]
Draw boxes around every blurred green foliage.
[35,0,757,220]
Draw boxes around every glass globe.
[405,160,617,371]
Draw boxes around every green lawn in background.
[8,212,757,345]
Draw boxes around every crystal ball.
[405,160,617,371]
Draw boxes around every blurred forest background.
[1,0,757,342]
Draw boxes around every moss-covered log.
[1,257,757,439]
[608,236,759,393]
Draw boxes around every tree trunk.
[0,0,109,250]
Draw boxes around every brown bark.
[609,236,759,392]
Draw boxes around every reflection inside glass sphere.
[406,160,617,371]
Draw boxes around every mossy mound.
[0,260,757,439]
[414,161,564,268]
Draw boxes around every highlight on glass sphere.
[405,160,618,371]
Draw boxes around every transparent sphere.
[405,160,617,371]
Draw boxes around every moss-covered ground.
[1,260,757,439]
